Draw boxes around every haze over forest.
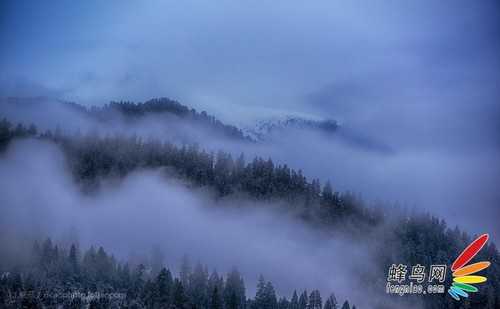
[1,1,499,309]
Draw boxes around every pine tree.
[323,293,337,309]
[68,244,79,275]
[322,181,333,203]
[172,278,188,309]
[129,264,145,299]
[190,262,208,309]
[95,246,111,283]
[224,267,245,309]
[254,275,267,309]
[120,263,131,289]
[209,286,223,309]
[290,290,299,309]
[142,279,156,308]
[264,281,277,309]
[278,297,289,309]
[41,238,54,273]
[155,267,173,307]
[308,290,321,309]
[298,291,308,309]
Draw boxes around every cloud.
[1,95,499,240]
[2,1,498,122]
[0,139,398,308]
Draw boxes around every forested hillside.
[0,115,499,309]
[1,97,250,142]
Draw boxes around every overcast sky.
[1,0,499,236]
[1,1,498,122]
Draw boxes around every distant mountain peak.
[243,115,338,141]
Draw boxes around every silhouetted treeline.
[0,118,380,229]
[1,97,251,142]
[67,98,250,141]
[0,238,354,309]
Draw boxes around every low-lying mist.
[0,139,411,309]
[255,127,500,239]
[2,98,498,240]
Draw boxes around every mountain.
[244,115,394,154]
[1,98,499,308]
[2,97,394,153]
[243,116,338,141]
[1,115,499,309]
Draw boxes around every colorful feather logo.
[448,234,490,301]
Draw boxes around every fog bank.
[0,139,408,308]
